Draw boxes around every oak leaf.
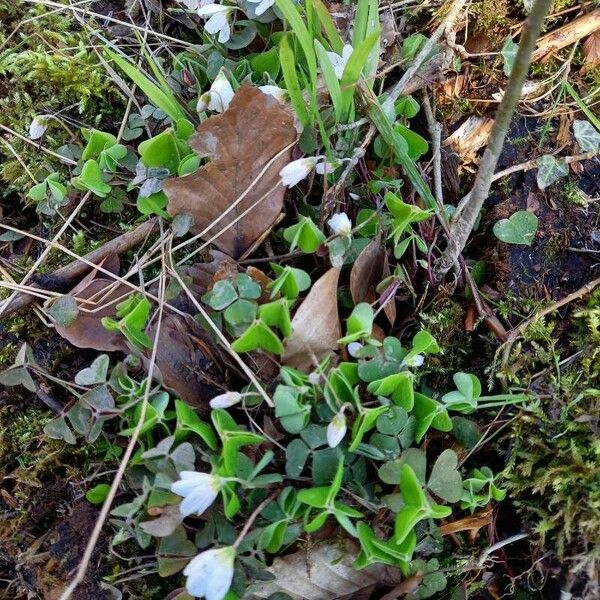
[163,85,296,258]
[282,268,341,371]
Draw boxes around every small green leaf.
[493,211,538,246]
[427,449,463,503]
[46,295,79,327]
[75,354,110,385]
[274,385,311,433]
[72,159,112,197]
[204,280,238,310]
[501,35,518,77]
[283,216,325,253]
[86,483,110,504]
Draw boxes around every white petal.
[255,0,275,15]
[210,391,242,408]
[404,354,425,368]
[179,486,219,516]
[29,116,48,140]
[259,85,287,103]
[185,547,235,600]
[327,412,347,448]
[204,11,227,35]
[171,472,222,516]
[217,19,231,43]
[347,342,363,357]
[197,3,228,16]
[197,92,210,112]
[327,212,352,236]
[208,69,234,112]
[326,50,345,79]
[279,157,319,187]
[315,158,341,175]
[341,44,353,63]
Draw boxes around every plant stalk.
[433,0,554,281]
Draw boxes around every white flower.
[248,0,275,16]
[259,85,288,103]
[171,471,223,516]
[197,68,235,113]
[198,4,234,43]
[184,546,235,600]
[326,44,353,79]
[279,157,320,187]
[347,342,363,357]
[315,158,342,175]
[210,391,242,408]
[327,212,352,236]
[29,116,49,140]
[403,354,425,368]
[327,410,347,448]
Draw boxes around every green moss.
[502,295,600,564]
[471,0,509,36]
[0,1,123,193]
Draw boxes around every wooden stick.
[532,8,600,62]
[0,217,158,317]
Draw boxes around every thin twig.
[435,0,554,280]
[0,217,158,318]
[58,223,168,600]
[232,492,278,549]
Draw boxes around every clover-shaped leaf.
[442,372,481,413]
[427,449,463,503]
[75,354,110,385]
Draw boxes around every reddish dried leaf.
[583,32,600,71]
[163,85,296,258]
[438,507,492,539]
[350,238,385,305]
[283,268,341,371]
[55,278,130,352]
[146,313,221,409]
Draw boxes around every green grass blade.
[364,0,380,80]
[280,34,310,127]
[314,40,344,122]
[275,0,317,92]
[340,31,380,122]
[364,91,437,210]
[353,0,369,47]
[139,43,189,120]
[312,0,344,53]
[564,81,600,132]
[105,48,187,123]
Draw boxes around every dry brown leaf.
[249,539,401,600]
[379,573,423,600]
[139,503,184,537]
[381,253,396,327]
[583,32,600,72]
[438,506,492,540]
[444,116,493,166]
[164,85,296,258]
[146,313,221,409]
[282,268,341,371]
[55,277,130,352]
[350,238,385,305]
